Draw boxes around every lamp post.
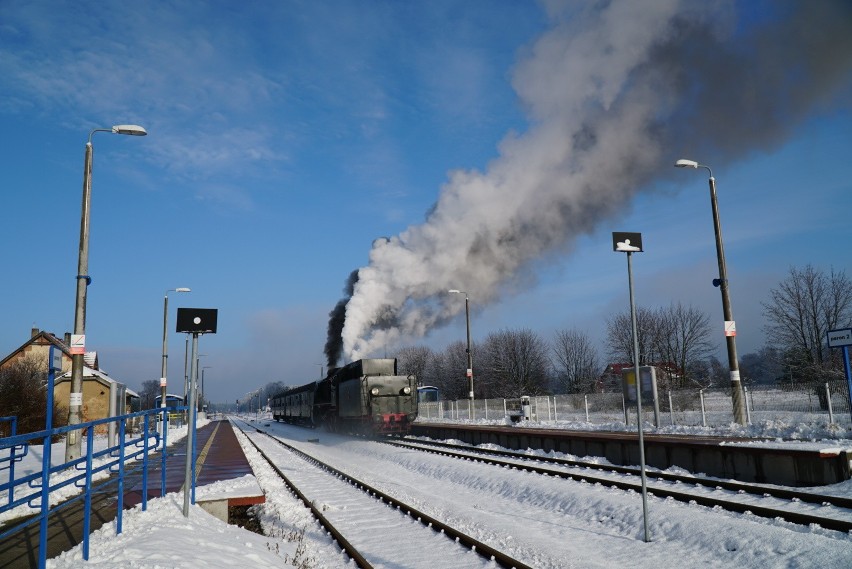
[675,159,747,425]
[195,354,207,410]
[612,232,651,542]
[66,124,147,462]
[201,366,212,412]
[316,363,324,379]
[161,288,191,422]
[448,290,474,406]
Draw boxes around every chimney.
[31,327,39,338]
[64,332,72,346]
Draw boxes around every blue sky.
[2,1,850,405]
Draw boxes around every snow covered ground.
[8,415,852,568]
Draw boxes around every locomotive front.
[335,358,418,435]
[365,372,417,434]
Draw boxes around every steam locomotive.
[270,358,418,435]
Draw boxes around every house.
[1,327,137,431]
[0,327,74,375]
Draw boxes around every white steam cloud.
[341,0,852,360]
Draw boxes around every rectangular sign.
[51,346,63,371]
[827,328,852,348]
[70,334,85,355]
[724,321,736,337]
[176,308,218,333]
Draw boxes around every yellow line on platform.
[193,421,221,483]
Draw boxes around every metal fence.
[0,408,173,569]
[417,380,852,429]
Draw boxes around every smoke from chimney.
[325,269,359,369]
[332,1,852,360]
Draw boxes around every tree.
[606,306,660,365]
[739,346,784,385]
[261,381,286,408]
[479,329,550,398]
[762,265,852,382]
[654,303,715,388]
[707,356,728,388]
[0,355,67,435]
[424,341,470,401]
[139,379,160,410]
[394,345,434,382]
[551,329,599,393]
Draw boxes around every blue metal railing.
[0,415,23,508]
[0,407,181,568]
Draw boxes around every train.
[270,358,418,435]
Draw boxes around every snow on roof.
[55,365,139,398]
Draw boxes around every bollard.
[699,389,707,427]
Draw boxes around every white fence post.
[668,391,675,426]
[699,389,706,427]
[825,383,834,425]
[584,395,590,422]
[744,387,752,425]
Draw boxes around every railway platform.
[411,423,852,487]
[0,418,263,569]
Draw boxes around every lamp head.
[112,124,147,136]
[675,159,699,169]
[448,289,461,294]
[175,287,191,293]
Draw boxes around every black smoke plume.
[324,269,359,369]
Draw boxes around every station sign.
[827,328,852,348]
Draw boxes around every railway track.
[384,437,852,534]
[232,420,533,569]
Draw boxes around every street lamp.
[66,124,147,462]
[448,290,474,405]
[195,354,207,410]
[201,366,212,412]
[161,288,191,418]
[675,159,747,425]
[612,232,651,542]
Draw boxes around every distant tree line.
[393,265,852,399]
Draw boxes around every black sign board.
[176,308,218,334]
[612,232,643,252]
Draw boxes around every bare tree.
[551,329,600,393]
[480,328,550,398]
[394,345,434,382]
[655,303,716,388]
[139,379,160,410]
[762,265,852,382]
[262,381,286,407]
[739,346,784,385]
[0,355,67,435]
[424,341,470,401]
[606,306,659,365]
